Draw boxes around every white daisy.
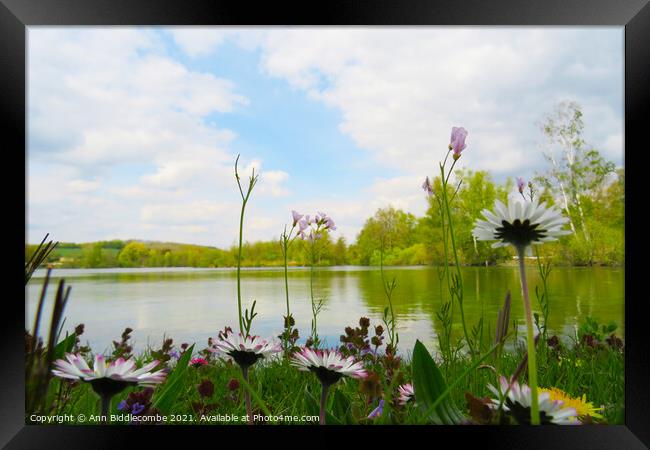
[397,383,415,405]
[473,194,571,251]
[52,353,166,386]
[52,353,166,417]
[209,330,281,369]
[291,348,367,386]
[488,376,580,425]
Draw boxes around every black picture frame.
[2,0,648,447]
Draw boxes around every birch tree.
[534,101,616,264]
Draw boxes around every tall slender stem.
[319,383,330,425]
[236,200,246,335]
[516,246,540,425]
[242,366,253,425]
[440,164,473,355]
[283,239,290,318]
[309,241,318,344]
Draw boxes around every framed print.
[2,0,649,447]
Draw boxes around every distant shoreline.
[30,262,624,277]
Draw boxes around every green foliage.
[34,334,624,425]
[412,340,464,424]
[52,333,77,362]
[118,242,150,267]
[351,207,418,265]
[535,101,619,265]
[577,317,617,343]
[151,344,195,414]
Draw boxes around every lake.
[26,266,624,356]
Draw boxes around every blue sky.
[27,27,624,247]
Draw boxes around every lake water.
[26,266,624,356]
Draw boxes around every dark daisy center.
[505,398,556,425]
[229,350,264,369]
[494,219,547,248]
[310,366,343,387]
[89,377,135,398]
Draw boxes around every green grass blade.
[152,344,194,414]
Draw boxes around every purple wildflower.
[117,400,128,411]
[422,176,433,197]
[368,399,385,419]
[449,126,468,160]
[517,177,526,194]
[291,210,303,227]
[325,218,336,230]
[131,402,145,415]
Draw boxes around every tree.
[332,237,348,265]
[117,242,150,267]
[535,101,616,264]
[81,243,104,268]
[354,207,417,265]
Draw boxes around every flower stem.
[242,366,253,425]
[319,383,330,425]
[100,394,111,423]
[283,238,290,319]
[309,241,318,345]
[516,245,540,425]
[440,163,473,355]
[236,199,246,335]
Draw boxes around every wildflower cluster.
[296,211,337,241]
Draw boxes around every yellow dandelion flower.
[539,387,604,420]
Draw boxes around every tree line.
[27,102,623,268]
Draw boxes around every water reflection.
[26,266,624,355]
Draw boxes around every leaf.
[412,340,464,424]
[52,333,77,361]
[331,389,355,424]
[152,344,194,414]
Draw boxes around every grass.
[34,328,624,425]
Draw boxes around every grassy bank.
[28,318,623,425]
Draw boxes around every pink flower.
[190,357,208,367]
[398,383,415,405]
[449,126,468,160]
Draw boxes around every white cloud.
[28,27,623,247]
[28,28,288,247]
[241,27,622,242]
[170,28,228,57]
[257,170,290,197]
[141,201,230,225]
[253,28,623,177]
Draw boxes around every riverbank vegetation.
[29,172,622,269]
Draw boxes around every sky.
[27,27,624,248]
